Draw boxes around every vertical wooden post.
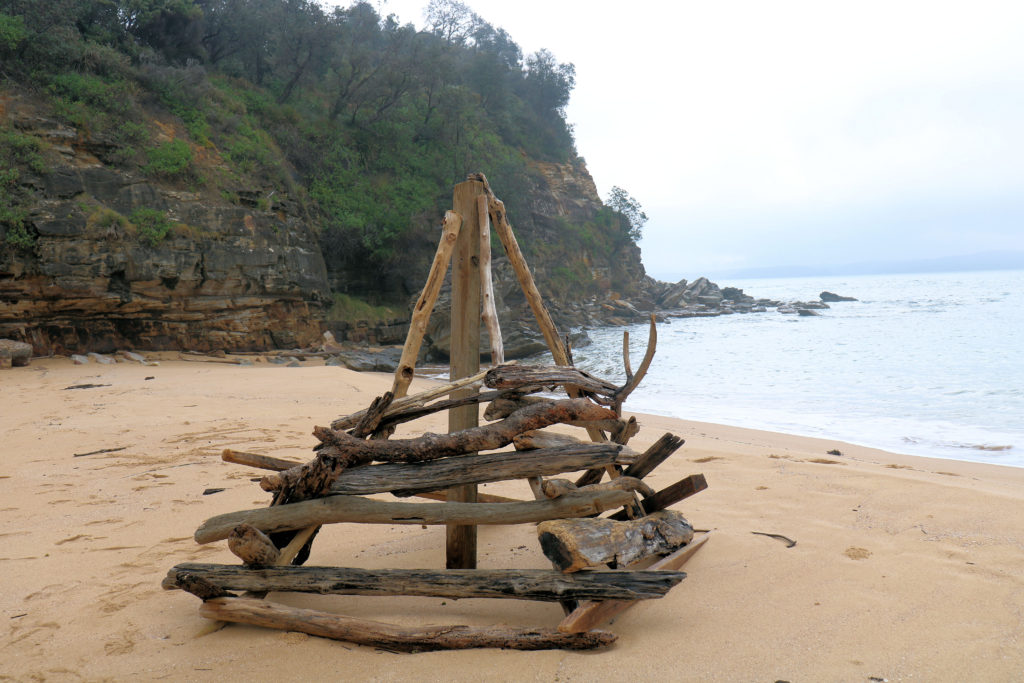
[446,179,484,569]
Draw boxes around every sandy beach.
[1,357,1022,682]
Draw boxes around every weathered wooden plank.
[163,564,686,602]
[557,532,711,633]
[537,510,694,573]
[194,489,635,544]
[621,433,685,480]
[198,597,616,651]
[608,474,708,521]
[448,178,485,569]
[321,444,628,496]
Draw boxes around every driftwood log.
[484,365,619,402]
[538,510,695,573]
[195,489,636,544]
[391,210,462,400]
[558,532,710,633]
[331,370,488,432]
[607,474,708,521]
[227,524,280,566]
[322,444,631,497]
[164,564,685,602]
[313,399,617,465]
[199,597,616,651]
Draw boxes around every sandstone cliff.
[0,97,330,354]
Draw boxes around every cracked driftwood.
[537,510,695,573]
[195,489,636,544]
[199,597,617,651]
[257,444,631,496]
[163,564,685,602]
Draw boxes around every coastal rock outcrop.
[1,103,330,355]
[820,291,858,302]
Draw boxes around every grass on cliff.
[325,293,403,324]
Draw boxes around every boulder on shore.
[0,339,32,367]
[820,291,858,302]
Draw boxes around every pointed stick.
[478,194,504,366]
[391,210,463,401]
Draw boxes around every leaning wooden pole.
[447,179,485,569]
[477,194,504,366]
[391,210,463,400]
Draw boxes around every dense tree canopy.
[0,1,638,293]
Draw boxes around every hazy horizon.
[372,0,1024,282]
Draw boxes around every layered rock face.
[0,109,330,355]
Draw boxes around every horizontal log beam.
[195,489,635,544]
[485,364,618,399]
[316,444,630,497]
[199,597,616,651]
[164,564,685,602]
[314,398,618,465]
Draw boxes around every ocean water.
[569,270,1024,468]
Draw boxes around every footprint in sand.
[845,547,872,560]
[104,631,136,655]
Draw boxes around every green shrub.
[326,293,402,323]
[0,127,45,251]
[0,12,27,52]
[143,140,193,178]
[129,207,173,246]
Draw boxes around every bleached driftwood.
[198,597,616,651]
[537,510,694,573]
[195,489,636,544]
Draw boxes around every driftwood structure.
[164,175,709,651]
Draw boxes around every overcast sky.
[370,0,1024,280]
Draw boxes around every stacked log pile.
[163,175,709,651]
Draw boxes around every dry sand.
[1,357,1022,682]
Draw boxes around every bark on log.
[557,532,710,633]
[390,210,462,400]
[485,364,618,401]
[353,392,394,439]
[537,510,695,573]
[477,193,504,366]
[227,524,280,566]
[608,474,708,521]
[513,430,584,450]
[261,452,358,500]
[317,444,630,497]
[198,597,616,651]
[313,398,618,465]
[484,395,550,421]
[331,370,487,431]
[164,564,685,602]
[195,489,635,544]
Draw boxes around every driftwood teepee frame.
[163,174,710,651]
